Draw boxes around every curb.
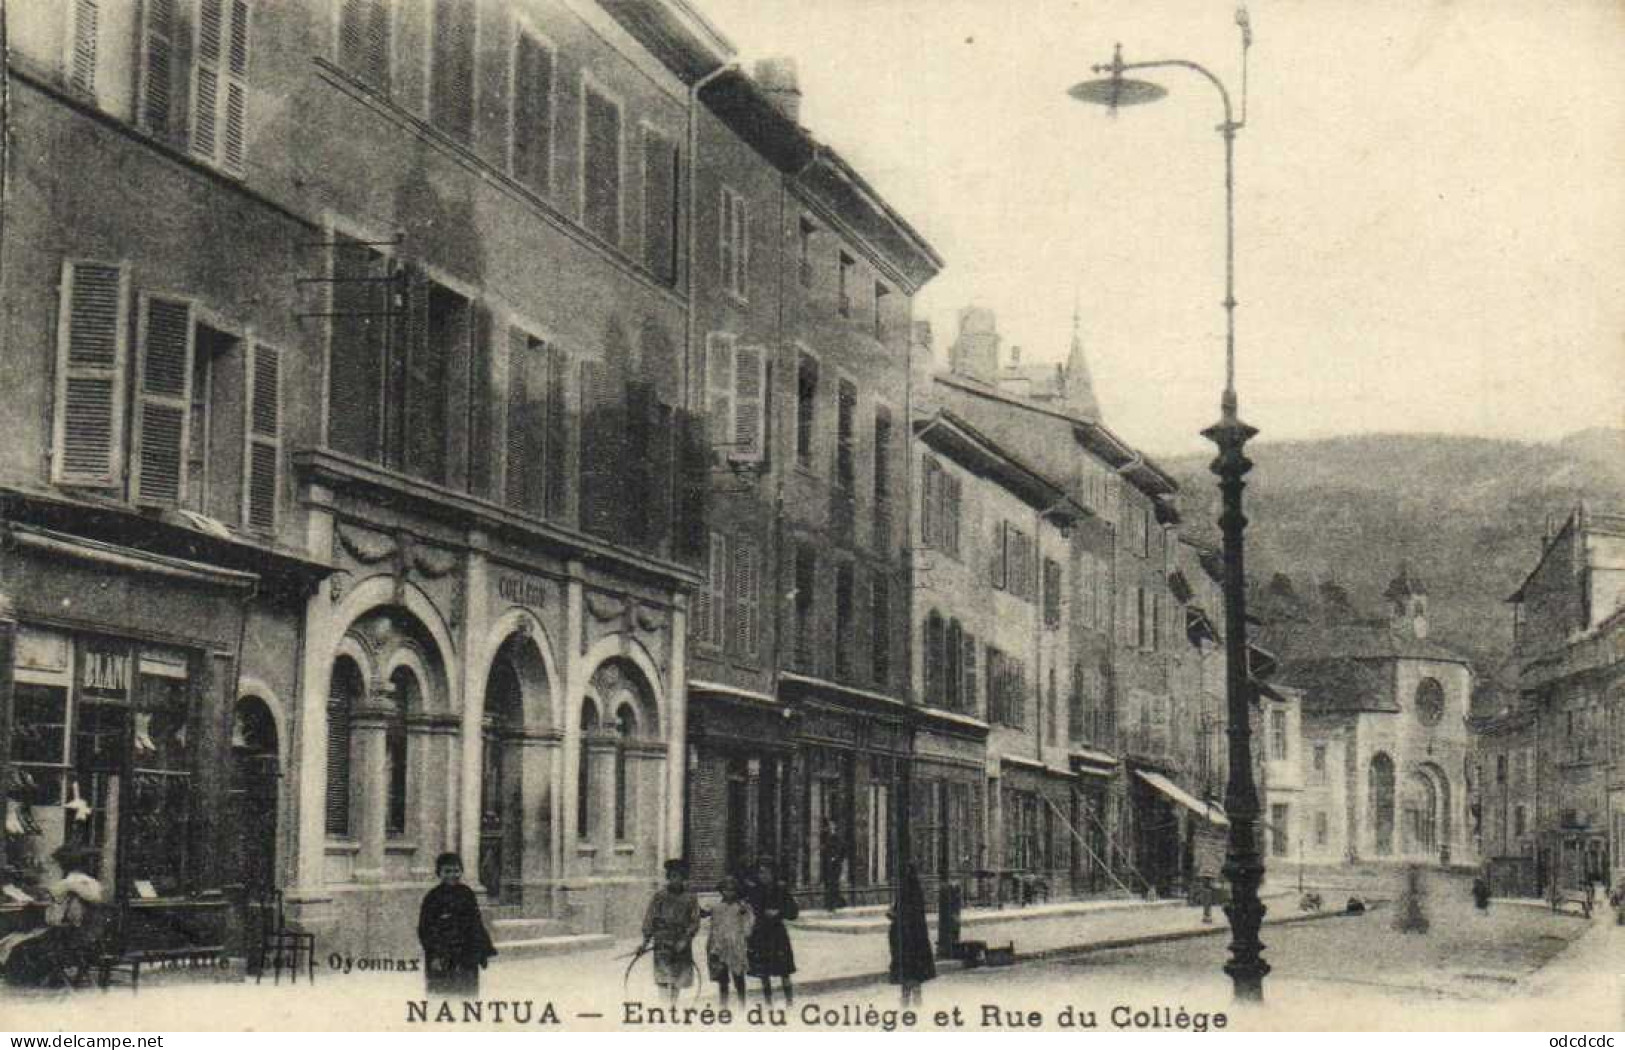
[787,902,1379,999]
[793,897,1189,936]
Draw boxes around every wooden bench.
[98,945,228,993]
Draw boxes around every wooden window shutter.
[991,521,1007,589]
[140,0,177,138]
[71,0,99,96]
[500,326,533,513]
[512,32,553,195]
[642,131,677,283]
[191,0,250,172]
[945,474,961,555]
[325,694,352,836]
[543,344,569,519]
[691,534,710,646]
[431,0,475,144]
[699,531,727,648]
[962,631,977,714]
[735,196,750,299]
[583,88,622,243]
[242,342,281,530]
[577,357,623,538]
[731,344,765,463]
[339,0,390,92]
[132,295,195,506]
[704,334,733,452]
[920,457,937,548]
[732,537,757,655]
[718,189,734,293]
[53,261,130,488]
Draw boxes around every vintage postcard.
[0,0,1620,1035]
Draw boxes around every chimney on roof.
[754,57,802,125]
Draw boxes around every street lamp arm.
[1094,57,1238,129]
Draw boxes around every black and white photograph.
[0,0,1620,1035]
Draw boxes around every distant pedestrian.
[643,859,702,1005]
[746,860,798,1005]
[1471,874,1491,911]
[418,852,497,997]
[819,819,846,912]
[706,875,753,1006]
[888,864,935,1008]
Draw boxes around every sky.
[694,0,1625,457]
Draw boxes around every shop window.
[865,758,894,885]
[614,706,636,842]
[326,657,362,837]
[3,631,196,898]
[578,702,598,840]
[429,0,475,144]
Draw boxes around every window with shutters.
[1069,661,1085,742]
[53,261,130,489]
[835,379,856,493]
[795,353,818,468]
[731,536,760,657]
[793,544,816,672]
[719,186,748,301]
[68,0,99,98]
[582,83,623,245]
[642,129,679,285]
[834,562,854,678]
[504,327,568,520]
[872,406,892,534]
[837,252,854,317]
[797,217,816,288]
[942,474,961,558]
[703,334,765,465]
[1000,524,1035,602]
[694,532,727,650]
[430,0,475,145]
[338,0,392,93]
[923,611,943,706]
[1043,558,1062,629]
[961,631,978,716]
[920,455,940,548]
[944,619,962,711]
[873,282,890,341]
[132,295,196,507]
[326,657,363,837]
[189,0,251,173]
[243,341,281,530]
[510,26,554,198]
[871,572,890,686]
[325,232,393,463]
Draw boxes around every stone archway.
[478,631,556,903]
[231,695,280,898]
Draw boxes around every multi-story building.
[909,407,1083,900]
[676,57,942,903]
[1501,505,1625,890]
[0,0,755,957]
[917,309,1230,897]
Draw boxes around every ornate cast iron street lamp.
[1068,9,1269,1002]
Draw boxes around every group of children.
[417,852,936,1006]
[642,858,799,1006]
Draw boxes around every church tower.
[1384,563,1430,639]
[1061,300,1102,423]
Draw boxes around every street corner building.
[0,0,755,963]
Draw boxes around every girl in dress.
[745,860,799,1004]
[705,875,753,1006]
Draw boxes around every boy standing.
[417,852,497,997]
[642,859,701,1004]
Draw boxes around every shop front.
[1,504,318,960]
[909,708,988,899]
[685,684,793,892]
[783,676,910,908]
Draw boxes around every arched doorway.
[230,696,280,899]
[1403,771,1439,856]
[480,648,524,901]
[1369,753,1396,856]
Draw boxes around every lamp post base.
[1202,400,1268,1003]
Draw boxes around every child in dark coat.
[888,864,935,1007]
[418,852,497,997]
[745,860,798,1005]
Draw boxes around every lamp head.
[1067,44,1166,115]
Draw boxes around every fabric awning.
[1136,770,1229,827]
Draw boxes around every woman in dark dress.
[888,863,935,1006]
[745,860,798,1005]
[417,852,497,997]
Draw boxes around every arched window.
[615,705,637,841]
[386,667,418,837]
[1414,678,1445,727]
[1369,753,1396,855]
[326,658,363,837]
[924,611,944,705]
[578,702,599,839]
[945,619,963,711]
